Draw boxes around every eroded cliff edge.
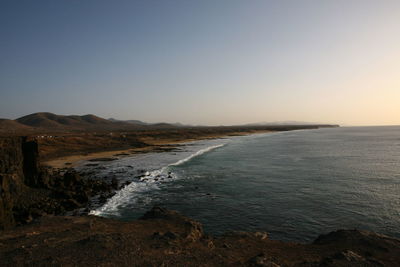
[0,137,114,229]
[0,136,35,228]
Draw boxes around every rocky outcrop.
[0,137,114,229]
[0,137,26,229]
[0,208,399,266]
[0,173,18,229]
[314,229,400,266]
[21,138,42,187]
[141,206,204,242]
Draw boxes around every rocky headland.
[1,136,400,266]
[0,137,117,229]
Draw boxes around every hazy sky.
[1,0,399,126]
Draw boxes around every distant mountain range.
[244,121,322,126]
[0,112,337,134]
[108,118,149,125]
[0,112,179,133]
[16,112,113,128]
[108,118,188,127]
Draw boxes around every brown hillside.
[16,112,68,128]
[0,119,32,132]
[16,112,113,128]
[67,114,113,125]
[0,112,179,134]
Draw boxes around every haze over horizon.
[1,1,399,126]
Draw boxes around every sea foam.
[89,143,225,216]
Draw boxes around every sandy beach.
[42,129,274,168]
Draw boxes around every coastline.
[2,128,400,265]
[42,129,274,168]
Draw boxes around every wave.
[169,144,225,166]
[89,143,225,216]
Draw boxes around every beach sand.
[42,130,273,168]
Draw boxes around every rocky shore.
[1,136,400,266]
[0,137,117,229]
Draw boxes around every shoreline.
[2,129,400,265]
[43,129,274,168]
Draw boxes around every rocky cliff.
[0,137,28,229]
[0,137,114,230]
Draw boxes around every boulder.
[141,206,203,241]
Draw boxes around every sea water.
[87,126,400,242]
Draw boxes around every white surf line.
[169,144,225,166]
[89,143,226,216]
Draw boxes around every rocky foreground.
[1,136,400,266]
[1,207,400,266]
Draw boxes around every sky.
[0,0,399,126]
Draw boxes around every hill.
[108,118,149,125]
[109,118,188,127]
[0,112,337,135]
[0,112,179,134]
[244,121,322,126]
[0,119,32,132]
[16,112,113,128]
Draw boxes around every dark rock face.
[0,137,24,174]
[0,174,17,229]
[21,138,41,187]
[0,137,114,229]
[0,137,26,229]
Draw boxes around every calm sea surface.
[88,126,400,242]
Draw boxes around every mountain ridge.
[0,118,32,132]
[0,112,339,134]
[16,112,113,128]
[0,112,179,133]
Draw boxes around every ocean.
[86,126,400,242]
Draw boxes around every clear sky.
[0,0,399,126]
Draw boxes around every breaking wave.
[89,143,225,216]
[170,144,224,166]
